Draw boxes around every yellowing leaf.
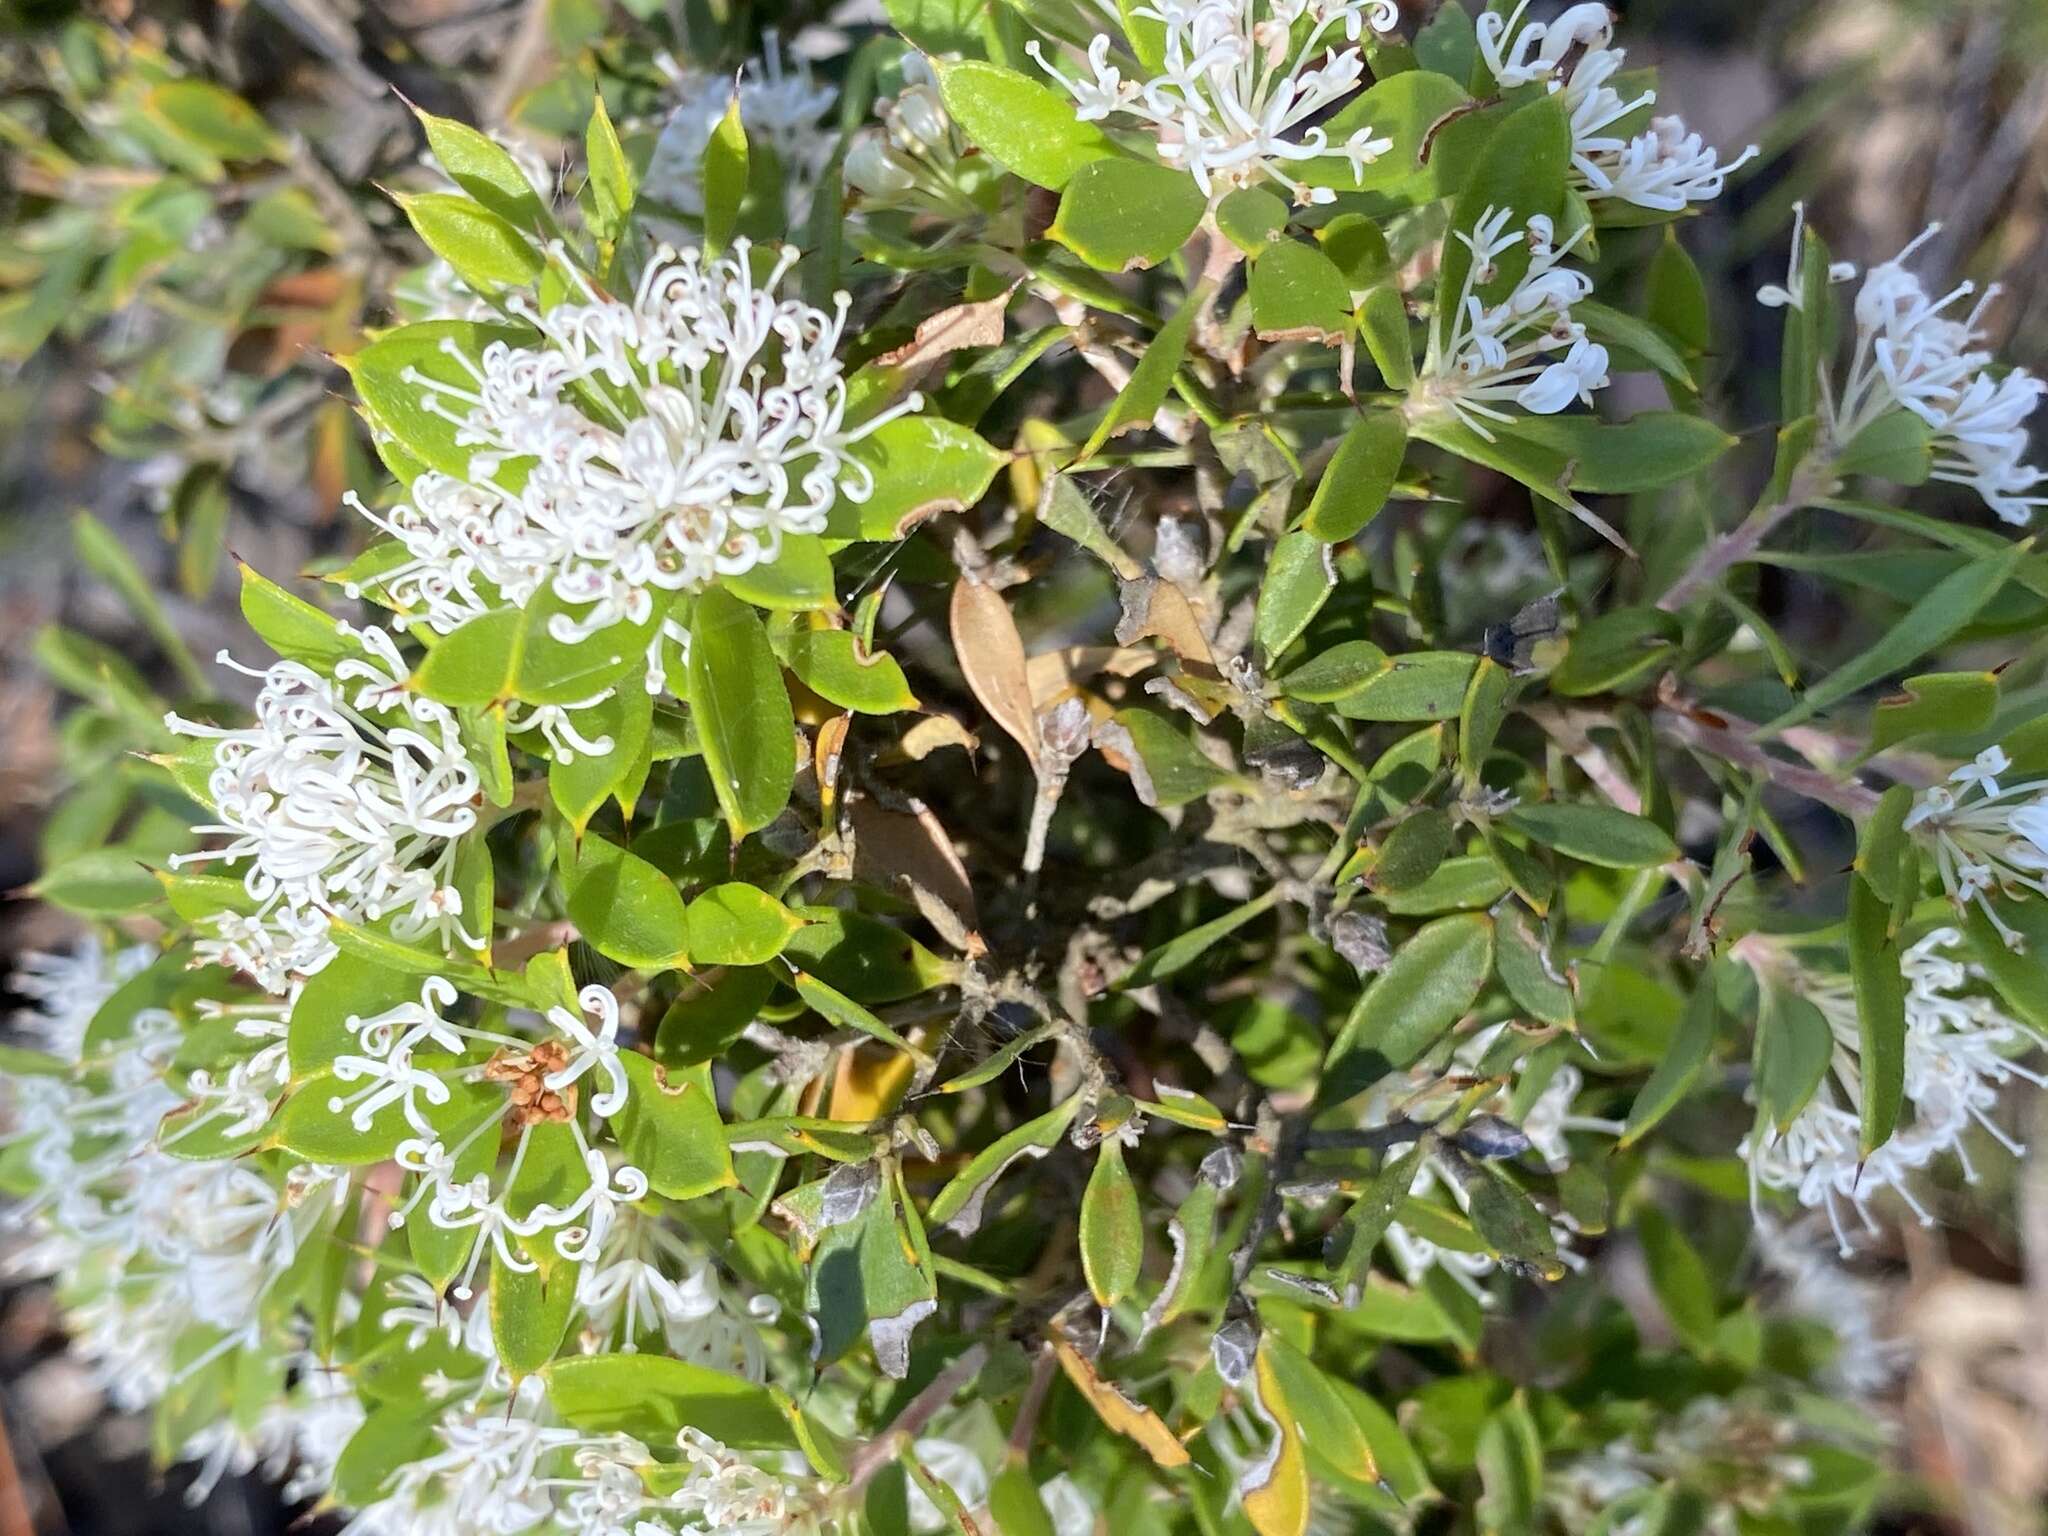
[1242,1344,1311,1536]
[1053,1341,1191,1468]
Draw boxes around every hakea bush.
[10,2,2048,1534]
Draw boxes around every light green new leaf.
[398,193,544,291]
[702,96,748,256]
[934,61,1116,190]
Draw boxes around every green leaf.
[1302,71,1473,200]
[1366,808,1453,892]
[1502,803,1677,868]
[564,834,690,970]
[1249,239,1352,343]
[702,95,748,256]
[934,61,1116,190]
[1869,670,1999,752]
[1550,607,1680,697]
[686,588,796,842]
[73,511,205,691]
[146,80,282,162]
[270,1070,411,1164]
[1767,539,2028,731]
[548,688,654,834]
[1847,873,1906,1154]
[239,561,351,667]
[1456,1159,1563,1280]
[687,883,804,966]
[1216,187,1288,253]
[491,1243,578,1377]
[928,1097,1081,1235]
[830,415,1004,540]
[1327,1142,1430,1286]
[584,96,636,241]
[32,847,163,917]
[414,592,660,709]
[615,1054,736,1198]
[1302,409,1406,542]
[418,108,548,229]
[1494,906,1571,1021]
[1356,287,1414,390]
[656,966,778,1066]
[1254,532,1335,664]
[1619,979,1716,1148]
[1494,412,1734,494]
[398,192,544,291]
[785,629,919,713]
[1636,1206,1717,1354]
[1079,285,1205,460]
[345,321,531,482]
[1326,913,1495,1089]
[1645,227,1709,356]
[1756,985,1834,1133]
[1118,887,1280,989]
[1331,651,1478,721]
[544,1354,796,1449]
[1051,158,1205,272]
[724,535,838,611]
[1278,641,1390,702]
[286,951,422,1078]
[1080,1136,1144,1307]
[1457,657,1511,790]
[1109,707,1235,807]
[1435,95,1570,351]
[782,906,957,1002]
[1837,408,1933,485]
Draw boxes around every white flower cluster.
[1782,221,2047,524]
[351,242,911,694]
[1755,1220,1908,1397]
[1,944,357,1505]
[1904,745,2048,947]
[165,627,481,992]
[1029,0,1399,206]
[1477,1,1758,213]
[1741,928,2047,1255]
[644,41,836,223]
[1415,206,1610,439]
[1546,1397,1813,1536]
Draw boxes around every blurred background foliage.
[2,0,2047,1532]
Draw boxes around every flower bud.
[845,134,916,197]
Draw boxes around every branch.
[1656,452,1838,613]
[1652,697,1882,819]
[845,1343,991,1494]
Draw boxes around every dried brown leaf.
[950,577,1042,764]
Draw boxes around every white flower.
[1754,1220,1908,1397]
[529,1147,650,1261]
[1028,0,1398,207]
[1904,745,2048,945]
[846,56,981,218]
[1477,1,1756,213]
[165,636,482,990]
[645,40,837,223]
[1782,220,2047,523]
[672,1427,814,1536]
[351,241,917,692]
[1755,203,1858,311]
[1742,929,2046,1255]
[545,984,631,1119]
[8,938,153,1059]
[1414,206,1607,440]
